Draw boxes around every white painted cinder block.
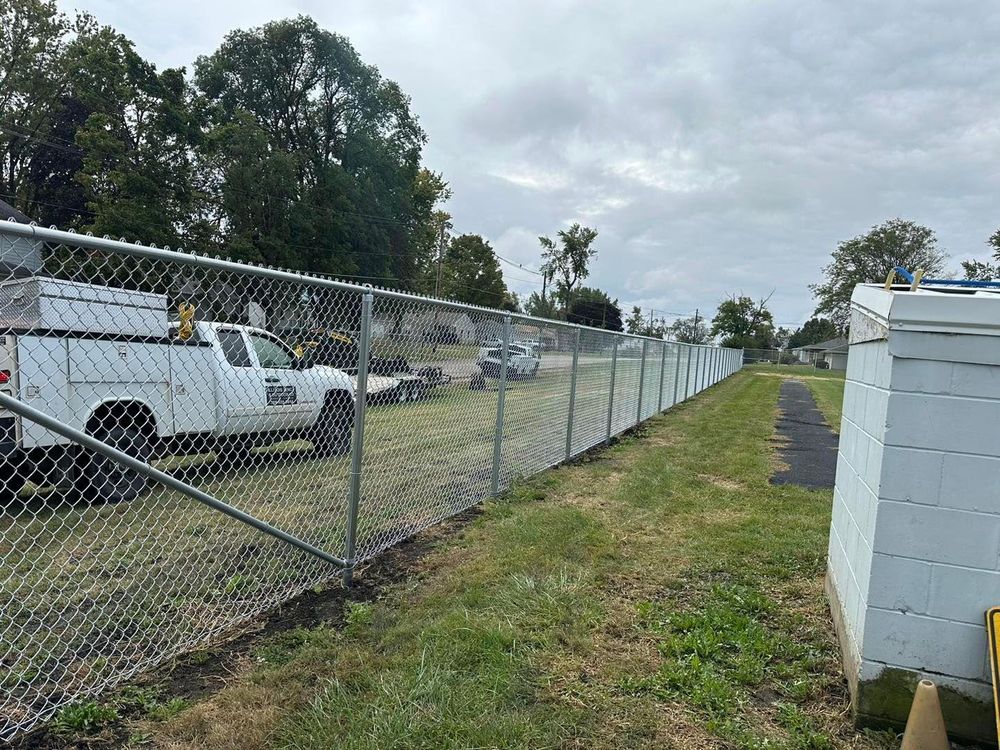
[829,284,1000,742]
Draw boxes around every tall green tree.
[787,317,838,349]
[710,295,776,350]
[439,233,509,307]
[68,23,200,247]
[537,223,598,312]
[812,219,946,331]
[523,291,558,320]
[194,16,428,281]
[0,0,71,217]
[566,287,623,331]
[961,229,1000,281]
[670,315,709,344]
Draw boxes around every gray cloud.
[58,0,1000,327]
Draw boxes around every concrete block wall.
[829,287,1000,743]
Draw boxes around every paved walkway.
[770,379,838,489]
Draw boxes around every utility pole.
[693,308,700,342]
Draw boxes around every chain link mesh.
[0,224,742,740]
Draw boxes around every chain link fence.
[0,222,742,740]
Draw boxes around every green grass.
[115,371,895,750]
[1,358,651,736]
[804,377,846,433]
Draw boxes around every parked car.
[284,327,452,403]
[0,277,356,504]
[476,342,541,379]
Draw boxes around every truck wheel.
[77,423,153,504]
[311,395,353,458]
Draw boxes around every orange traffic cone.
[900,679,950,750]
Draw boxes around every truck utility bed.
[0,277,167,338]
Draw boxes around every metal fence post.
[657,342,666,412]
[565,327,581,461]
[636,339,648,425]
[343,289,373,587]
[605,336,618,443]
[695,346,703,393]
[671,343,681,406]
[490,314,511,496]
[683,345,691,400]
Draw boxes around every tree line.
[0,1,529,310]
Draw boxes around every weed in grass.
[628,579,836,749]
[254,627,327,666]
[51,700,119,734]
[343,601,374,636]
[145,697,188,722]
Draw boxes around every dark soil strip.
[770,379,838,489]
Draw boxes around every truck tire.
[77,422,153,504]
[310,393,354,458]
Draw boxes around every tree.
[0,0,72,218]
[775,327,791,350]
[625,306,644,335]
[961,229,1000,281]
[524,291,558,319]
[670,315,709,344]
[69,23,200,248]
[537,223,598,311]
[566,287,623,331]
[194,16,429,281]
[787,317,838,349]
[439,233,509,307]
[710,294,776,350]
[812,219,946,331]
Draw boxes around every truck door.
[215,328,265,435]
[244,330,316,432]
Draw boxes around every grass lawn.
[742,364,846,433]
[59,369,893,750]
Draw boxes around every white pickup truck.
[0,277,355,504]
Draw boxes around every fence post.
[490,314,511,496]
[565,327,581,462]
[657,342,667,412]
[672,343,681,406]
[343,288,373,587]
[682,345,691,400]
[605,336,618,443]
[636,339,648,425]
[695,346,703,393]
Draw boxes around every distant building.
[793,336,848,367]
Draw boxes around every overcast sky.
[57,0,1000,327]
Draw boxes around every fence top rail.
[0,221,743,349]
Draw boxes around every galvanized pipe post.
[657,342,667,412]
[565,327,581,461]
[683,345,692,400]
[636,339,648,425]
[671,343,682,406]
[605,336,618,443]
[695,346,703,393]
[491,315,512,495]
[343,289,374,586]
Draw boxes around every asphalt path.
[770,379,838,489]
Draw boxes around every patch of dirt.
[696,473,745,491]
[11,506,484,750]
[753,371,838,382]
